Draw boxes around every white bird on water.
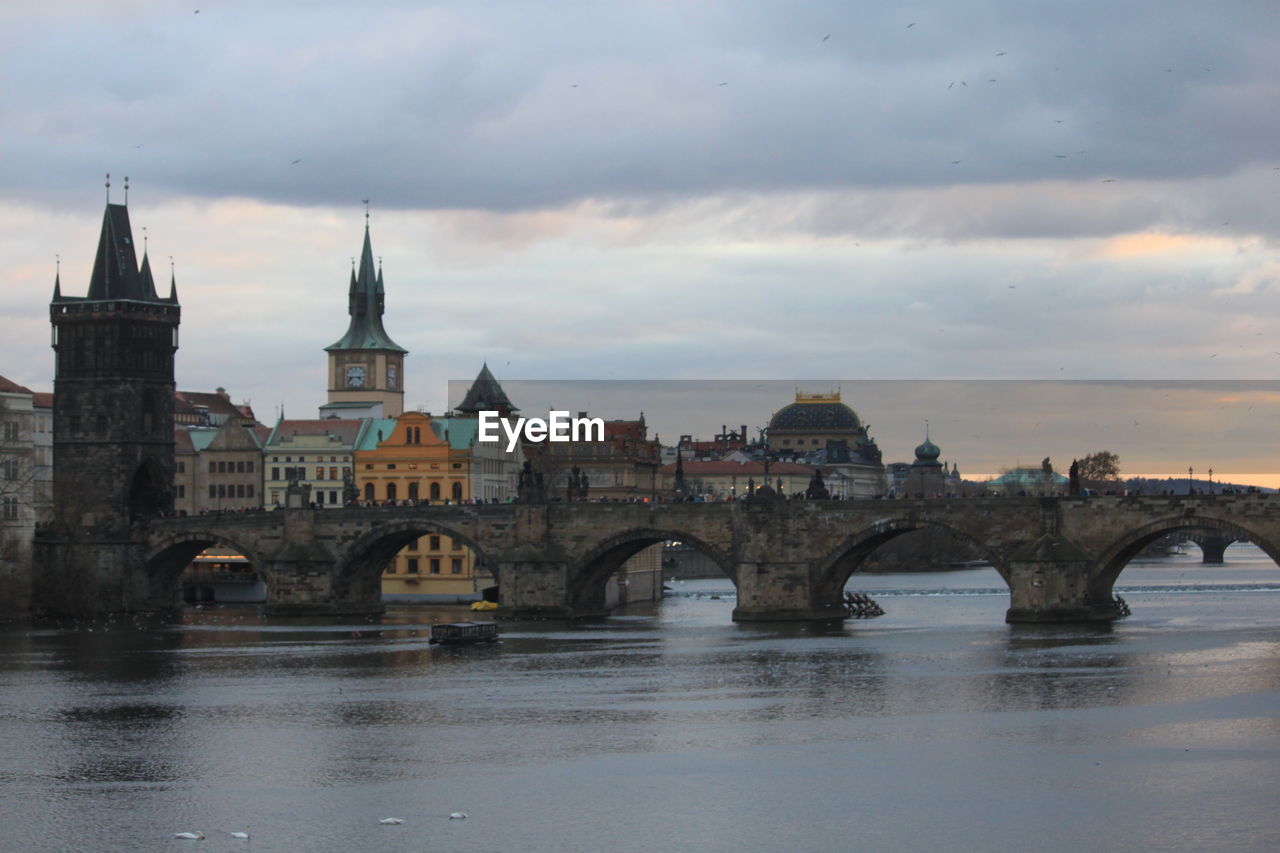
[229,830,250,839]
[450,812,468,820]
[379,817,404,825]
[174,831,205,840]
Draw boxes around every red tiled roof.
[0,375,34,395]
[176,390,243,418]
[663,460,817,476]
[268,419,365,446]
[31,392,53,409]
[174,428,195,453]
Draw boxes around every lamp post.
[1208,468,1214,495]
[1188,466,1194,495]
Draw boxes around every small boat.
[430,621,499,645]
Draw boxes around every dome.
[914,438,941,462]
[769,394,863,433]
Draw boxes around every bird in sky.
[906,22,916,28]
[1102,179,1116,183]
[995,51,1007,56]
[822,34,830,41]
[290,159,301,165]
[950,160,962,164]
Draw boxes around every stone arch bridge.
[35,494,1280,623]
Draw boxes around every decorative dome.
[914,438,941,463]
[768,392,863,433]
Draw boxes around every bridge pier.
[1004,535,1116,623]
[33,530,176,616]
[1198,536,1228,564]
[732,560,845,622]
[496,549,609,619]
[263,508,384,617]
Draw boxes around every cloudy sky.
[3,1,1278,481]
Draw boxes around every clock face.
[345,365,366,387]
[387,364,398,388]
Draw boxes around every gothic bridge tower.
[49,187,180,530]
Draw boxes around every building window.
[429,535,441,551]
[451,482,463,501]
[452,539,462,551]
[247,461,254,473]
[208,461,216,473]
[386,482,397,502]
[1,459,18,480]
[208,485,216,498]
[248,485,255,498]
[329,467,337,480]
[236,484,245,498]
[429,558,440,574]
[408,482,419,501]
[407,558,419,574]
[217,484,226,498]
[451,558,462,575]
[429,482,440,501]
[177,461,185,473]
[176,485,185,498]
[364,483,374,501]
[272,467,280,480]
[2,497,16,520]
[316,467,325,480]
[236,461,245,473]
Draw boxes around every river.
[1,546,1278,852]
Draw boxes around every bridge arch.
[568,528,733,612]
[813,517,1006,602]
[1093,515,1280,592]
[145,529,269,602]
[334,518,494,593]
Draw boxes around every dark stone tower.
[49,195,180,531]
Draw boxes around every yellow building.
[355,412,521,602]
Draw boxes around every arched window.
[451,481,463,501]
[429,482,440,501]
[364,482,374,502]
[408,482,419,501]
[386,482,397,502]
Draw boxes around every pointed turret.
[168,267,179,303]
[86,203,147,300]
[139,251,158,299]
[325,222,406,353]
[456,363,518,417]
[52,267,61,300]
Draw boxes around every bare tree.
[1077,451,1122,490]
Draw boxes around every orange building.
[354,411,521,601]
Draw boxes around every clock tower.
[324,220,407,417]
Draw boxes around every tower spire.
[105,173,110,204]
[53,254,61,299]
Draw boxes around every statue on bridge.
[518,460,547,503]
[566,466,590,502]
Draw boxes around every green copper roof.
[325,225,407,354]
[430,417,480,450]
[354,418,401,451]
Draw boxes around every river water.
[2,546,1278,852]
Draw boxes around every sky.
[2,1,1279,482]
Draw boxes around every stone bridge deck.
[34,494,1280,623]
